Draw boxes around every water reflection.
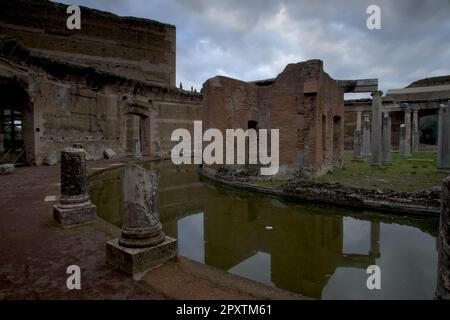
[89,161,438,299]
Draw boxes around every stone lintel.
[106,236,177,278]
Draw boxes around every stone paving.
[0,158,302,300]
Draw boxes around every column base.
[371,163,382,167]
[106,236,177,278]
[53,201,96,228]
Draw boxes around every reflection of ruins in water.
[89,161,438,299]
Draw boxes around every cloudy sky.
[58,0,450,96]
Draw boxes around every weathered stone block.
[53,147,96,227]
[106,237,177,277]
[103,148,117,159]
[43,151,59,166]
[0,163,14,174]
[53,202,96,228]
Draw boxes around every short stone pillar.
[436,177,450,299]
[53,146,96,227]
[362,114,371,159]
[412,109,420,153]
[438,103,450,170]
[106,163,177,277]
[382,113,391,164]
[399,124,406,156]
[353,130,363,161]
[371,91,382,166]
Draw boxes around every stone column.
[356,111,362,132]
[404,106,412,157]
[436,177,450,299]
[382,113,391,164]
[362,114,371,159]
[438,102,450,170]
[353,130,363,161]
[399,124,406,156]
[371,91,382,166]
[412,109,419,153]
[53,146,96,227]
[120,164,165,248]
[106,163,177,277]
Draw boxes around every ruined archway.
[0,79,34,165]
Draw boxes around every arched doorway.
[0,80,33,165]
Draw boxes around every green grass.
[314,151,449,192]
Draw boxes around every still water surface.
[89,161,438,299]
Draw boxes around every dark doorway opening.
[248,120,258,130]
[419,114,438,145]
[0,82,32,165]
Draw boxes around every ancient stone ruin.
[53,146,96,227]
[437,102,450,170]
[106,163,177,277]
[345,76,450,157]
[202,60,344,178]
[0,0,202,166]
[382,112,392,164]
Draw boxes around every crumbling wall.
[202,60,344,178]
[0,36,202,165]
[0,0,176,85]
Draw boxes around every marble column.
[53,146,96,227]
[399,124,406,156]
[106,163,177,277]
[353,130,363,161]
[412,109,419,153]
[436,177,450,299]
[438,102,450,170]
[382,113,391,164]
[362,114,371,159]
[404,106,412,157]
[371,91,382,166]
